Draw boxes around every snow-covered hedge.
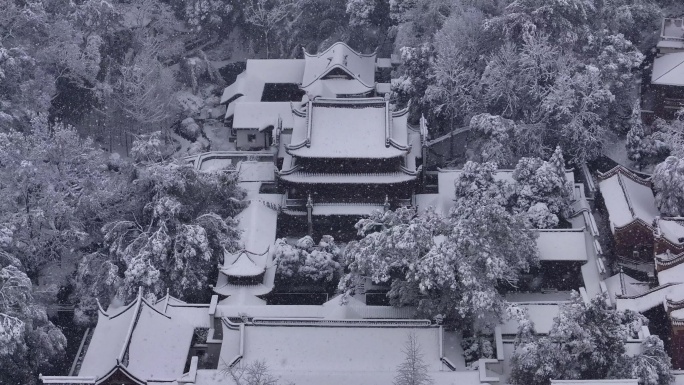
[274,235,341,284]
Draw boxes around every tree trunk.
[449,115,455,160]
[265,31,270,59]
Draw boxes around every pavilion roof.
[222,252,265,277]
[287,98,409,159]
[301,42,376,96]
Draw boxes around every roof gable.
[301,42,376,95]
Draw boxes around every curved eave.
[278,172,418,184]
[391,104,410,118]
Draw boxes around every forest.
[3,0,684,384]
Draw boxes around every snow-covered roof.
[214,301,416,319]
[536,229,589,262]
[603,272,649,303]
[235,199,278,255]
[551,380,639,385]
[237,325,441,372]
[287,98,409,159]
[126,303,194,381]
[222,252,265,277]
[220,59,304,105]
[78,294,204,381]
[79,301,139,377]
[598,167,657,230]
[658,262,684,285]
[301,42,376,96]
[232,102,295,130]
[651,52,684,86]
[657,218,684,245]
[273,371,480,385]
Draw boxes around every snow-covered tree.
[177,0,235,30]
[626,106,669,169]
[341,171,537,328]
[525,202,559,229]
[245,0,300,59]
[652,156,684,216]
[114,43,178,136]
[423,8,484,128]
[0,252,67,385]
[468,113,517,166]
[394,331,434,385]
[346,0,377,26]
[627,335,674,385]
[510,292,671,385]
[654,114,684,159]
[453,161,511,207]
[461,333,495,364]
[73,161,245,323]
[0,117,123,276]
[512,147,572,223]
[274,235,341,284]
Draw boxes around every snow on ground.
[536,230,589,261]
[237,161,276,182]
[603,131,630,167]
[199,158,234,172]
[203,120,236,151]
[442,330,467,370]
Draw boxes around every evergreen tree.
[394,332,433,385]
[274,235,341,284]
[652,156,684,216]
[0,252,66,385]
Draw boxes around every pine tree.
[394,332,434,385]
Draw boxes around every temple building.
[219,42,399,151]
[278,97,424,231]
[216,41,426,236]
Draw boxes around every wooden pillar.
[306,194,313,236]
